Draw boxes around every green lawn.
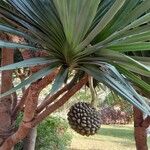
[70,125,150,150]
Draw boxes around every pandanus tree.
[0,0,150,149]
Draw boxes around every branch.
[12,88,29,119]
[142,116,150,128]
[36,76,78,113]
[11,92,18,112]
[12,69,59,119]
[37,69,59,91]
[0,82,39,150]
[32,75,88,126]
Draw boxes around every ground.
[70,125,150,150]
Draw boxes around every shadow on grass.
[97,126,134,141]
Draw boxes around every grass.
[70,124,150,150]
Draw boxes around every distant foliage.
[100,92,133,124]
[100,106,132,125]
[35,116,72,150]
[14,49,23,63]
[104,92,132,111]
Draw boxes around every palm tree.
[0,0,150,149]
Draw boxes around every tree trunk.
[0,48,14,148]
[23,127,37,150]
[133,107,148,150]
[134,77,150,150]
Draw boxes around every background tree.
[0,0,150,150]
[0,34,14,147]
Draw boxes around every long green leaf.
[0,40,41,50]
[93,0,139,42]
[110,24,150,41]
[97,49,150,71]
[78,48,150,73]
[116,65,150,93]
[96,12,150,47]
[111,31,150,44]
[0,24,36,41]
[131,56,150,63]
[77,0,126,51]
[107,42,150,52]
[89,0,115,32]
[54,0,100,48]
[116,63,150,77]
[0,57,59,71]
[50,66,68,94]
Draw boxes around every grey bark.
[23,127,37,150]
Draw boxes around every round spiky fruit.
[67,102,101,136]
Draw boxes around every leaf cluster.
[0,0,150,115]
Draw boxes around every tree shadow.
[97,126,134,140]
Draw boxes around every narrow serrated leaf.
[0,40,40,50]
[50,66,68,94]
[0,57,59,71]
